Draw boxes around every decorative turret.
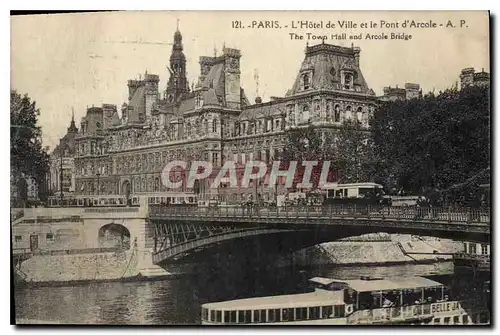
[67,109,78,133]
[165,20,189,104]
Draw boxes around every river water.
[14,261,474,325]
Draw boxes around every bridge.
[149,205,490,265]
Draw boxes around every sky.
[11,11,489,151]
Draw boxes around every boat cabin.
[201,289,346,324]
[310,276,449,309]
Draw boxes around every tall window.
[481,244,488,255]
[212,119,218,133]
[195,94,203,108]
[356,107,363,122]
[344,73,353,90]
[302,73,310,90]
[154,177,160,192]
[334,105,341,122]
[362,111,369,127]
[346,106,352,120]
[302,105,310,123]
[469,243,477,254]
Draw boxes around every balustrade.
[149,204,489,225]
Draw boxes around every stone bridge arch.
[98,223,131,250]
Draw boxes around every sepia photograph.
[10,10,490,325]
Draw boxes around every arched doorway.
[98,223,131,250]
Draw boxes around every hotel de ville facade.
[48,27,390,204]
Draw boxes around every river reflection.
[15,262,456,325]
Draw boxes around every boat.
[200,276,490,325]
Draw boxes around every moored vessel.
[201,276,490,325]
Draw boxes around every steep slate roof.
[287,44,372,96]
[127,86,146,123]
[201,62,225,100]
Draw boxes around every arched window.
[302,105,310,123]
[356,107,363,123]
[346,106,352,120]
[344,73,353,90]
[334,105,341,122]
[302,73,310,90]
[213,119,219,133]
[204,119,209,134]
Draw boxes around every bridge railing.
[149,204,490,224]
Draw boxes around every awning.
[309,277,348,286]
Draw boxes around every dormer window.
[195,93,204,109]
[343,72,353,90]
[301,72,312,91]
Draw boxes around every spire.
[166,25,188,103]
[68,107,78,133]
[213,42,217,57]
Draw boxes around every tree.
[280,120,376,189]
[333,119,378,184]
[11,90,50,205]
[372,85,490,204]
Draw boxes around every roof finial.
[213,42,217,57]
[176,18,180,31]
[223,41,226,51]
[71,107,75,121]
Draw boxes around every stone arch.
[98,223,131,250]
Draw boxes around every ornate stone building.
[48,112,79,197]
[71,28,379,203]
[379,83,421,102]
[460,68,490,89]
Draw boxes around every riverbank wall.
[15,232,461,284]
[277,235,461,268]
[17,248,194,285]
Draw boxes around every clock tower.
[165,22,189,103]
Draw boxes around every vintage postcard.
[11,11,490,325]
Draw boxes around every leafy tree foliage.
[280,120,376,187]
[372,85,490,204]
[11,90,50,203]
